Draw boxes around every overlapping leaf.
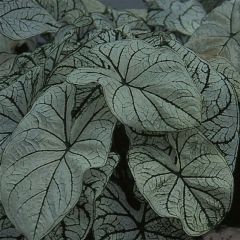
[14,25,80,88]
[128,128,233,236]
[186,0,240,69]
[63,9,92,28]
[111,9,150,34]
[0,53,17,77]
[166,38,239,169]
[44,28,129,86]
[0,153,118,240]
[91,12,114,31]
[93,181,193,240]
[0,0,60,40]
[0,204,26,239]
[44,153,119,240]
[36,0,86,21]
[0,67,43,156]
[0,0,238,239]
[67,39,202,132]
[147,0,206,36]
[210,57,240,101]
[0,83,116,240]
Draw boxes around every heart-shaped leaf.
[0,83,116,240]
[67,39,202,132]
[128,128,233,236]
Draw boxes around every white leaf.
[0,0,59,40]
[67,39,202,132]
[128,128,233,236]
[44,153,119,240]
[166,38,239,170]
[0,83,116,240]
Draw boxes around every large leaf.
[0,83,116,240]
[0,0,60,40]
[0,153,118,240]
[186,0,240,70]
[67,39,202,132]
[93,181,193,240]
[166,38,239,170]
[128,128,233,236]
[147,0,206,36]
[45,153,119,240]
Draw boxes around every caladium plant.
[0,0,239,239]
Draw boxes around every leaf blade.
[68,39,202,132]
[128,128,233,236]
[0,83,116,240]
[0,0,60,40]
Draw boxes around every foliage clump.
[0,0,239,239]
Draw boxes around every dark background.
[101,0,145,9]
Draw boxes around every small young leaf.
[67,39,202,132]
[111,9,150,34]
[91,12,114,31]
[63,10,92,28]
[0,83,116,240]
[128,128,233,236]
[0,0,60,40]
